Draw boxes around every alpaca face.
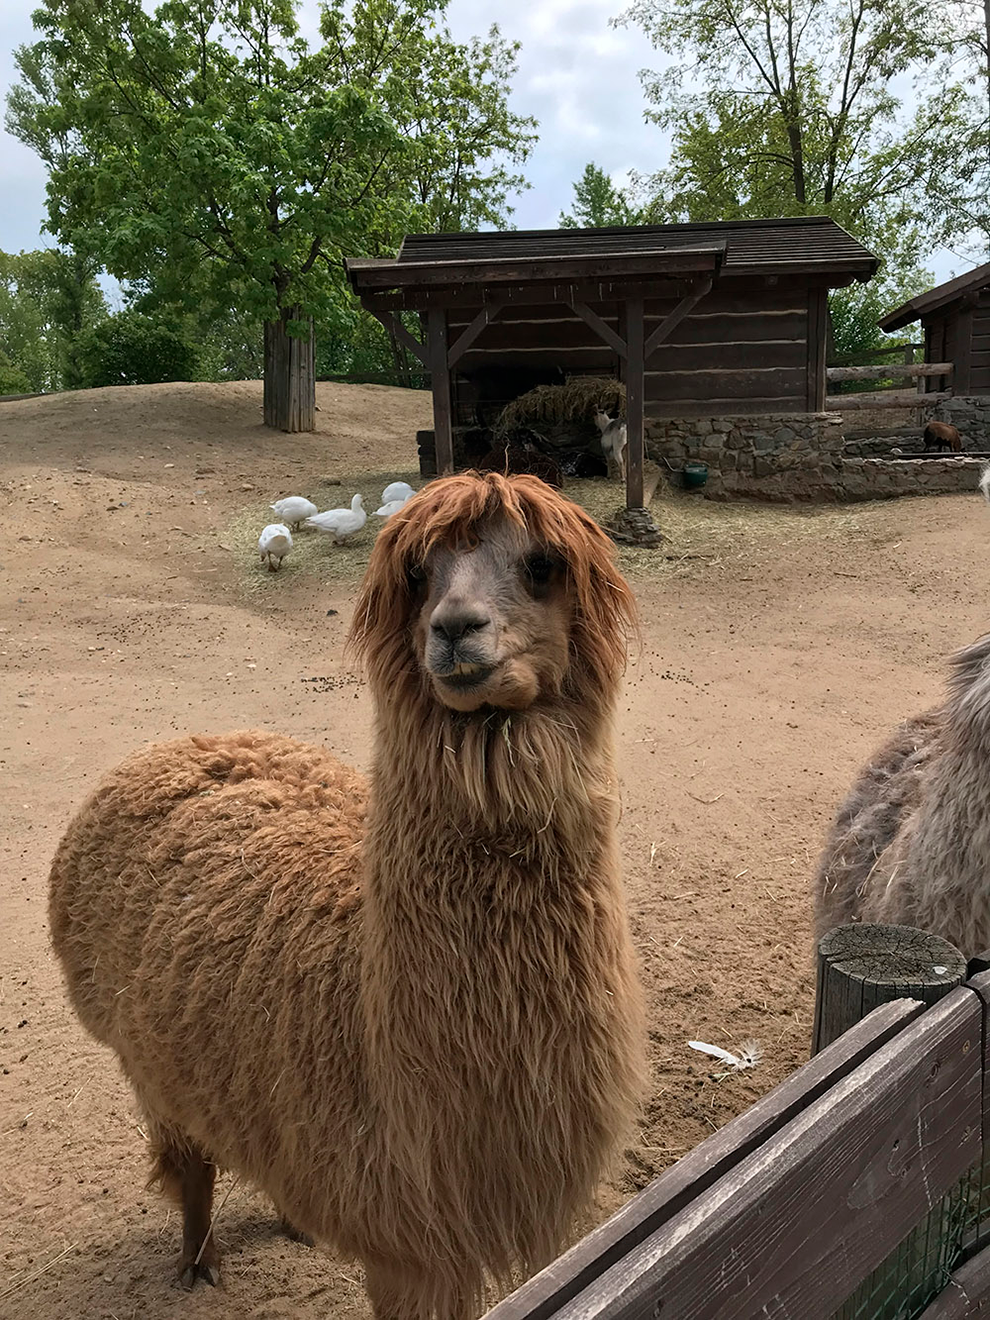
[412,516,573,713]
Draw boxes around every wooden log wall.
[972,291,990,393]
[449,283,814,422]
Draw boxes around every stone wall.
[647,413,845,500]
[933,396,990,447]
[647,412,986,501]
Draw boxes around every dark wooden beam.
[347,248,723,292]
[625,296,645,511]
[569,300,628,358]
[361,302,427,367]
[644,276,713,358]
[358,278,703,314]
[955,303,975,394]
[447,302,504,368]
[807,287,828,410]
[427,308,454,475]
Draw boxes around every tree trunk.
[263,305,315,432]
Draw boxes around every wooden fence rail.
[826,363,954,382]
[486,955,990,1320]
[825,389,952,411]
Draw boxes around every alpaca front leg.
[151,1137,221,1289]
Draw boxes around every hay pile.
[493,377,626,439]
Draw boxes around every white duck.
[303,494,366,545]
[258,523,293,572]
[374,499,409,519]
[381,481,415,505]
[270,496,318,530]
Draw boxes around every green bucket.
[683,461,709,490]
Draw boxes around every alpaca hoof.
[279,1215,314,1247]
[178,1244,221,1290]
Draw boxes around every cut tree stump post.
[263,305,315,432]
[812,923,967,1055]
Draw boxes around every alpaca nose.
[430,600,491,645]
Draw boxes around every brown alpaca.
[49,472,645,1319]
[814,633,990,957]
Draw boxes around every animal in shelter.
[923,421,962,453]
[49,472,645,1319]
[477,439,563,489]
[814,628,990,957]
[269,495,318,529]
[594,409,628,483]
[257,522,292,571]
[303,493,366,544]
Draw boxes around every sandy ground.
[1,379,988,1320]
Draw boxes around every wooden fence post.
[812,923,968,1055]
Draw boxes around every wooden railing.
[486,931,990,1320]
[825,362,954,412]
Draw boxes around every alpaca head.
[593,409,612,434]
[351,472,635,715]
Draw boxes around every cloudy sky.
[0,0,963,284]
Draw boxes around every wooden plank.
[348,249,724,292]
[625,297,645,511]
[570,300,628,358]
[555,988,983,1320]
[807,287,827,410]
[648,396,809,418]
[450,322,620,353]
[915,1239,990,1318]
[643,277,713,359]
[644,289,805,316]
[427,308,454,474]
[359,280,697,313]
[647,367,807,400]
[456,338,807,371]
[826,362,954,381]
[826,390,952,410]
[485,999,925,1320]
[363,304,427,367]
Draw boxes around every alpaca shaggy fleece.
[49,472,646,1320]
[814,633,990,956]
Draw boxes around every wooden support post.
[427,307,454,475]
[625,296,645,511]
[807,287,828,411]
[812,923,967,1055]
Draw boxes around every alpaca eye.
[524,553,555,586]
[407,563,427,586]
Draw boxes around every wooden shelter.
[879,261,990,395]
[345,218,876,537]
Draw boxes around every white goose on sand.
[270,496,318,530]
[258,523,293,571]
[304,495,366,545]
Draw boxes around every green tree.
[7,0,535,430]
[614,0,975,273]
[0,249,107,392]
[559,163,641,228]
[76,309,201,386]
[0,350,33,396]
